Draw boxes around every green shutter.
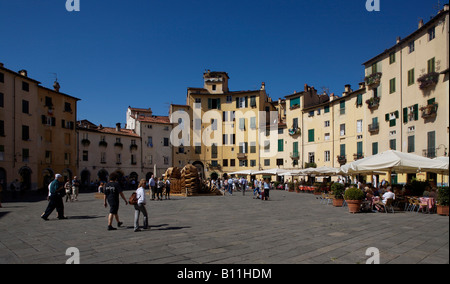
[293,142,298,153]
[236,97,239,108]
[413,104,419,120]
[340,144,346,157]
[308,129,315,142]
[427,98,435,105]
[278,139,284,152]
[403,108,408,123]
[357,94,362,106]
[372,142,378,155]
[385,113,390,121]
[357,142,363,155]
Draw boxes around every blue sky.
[0,0,446,127]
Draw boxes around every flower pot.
[437,205,449,216]
[333,198,344,207]
[346,200,362,214]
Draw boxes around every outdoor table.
[419,197,435,210]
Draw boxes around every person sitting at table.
[361,187,374,212]
[428,187,437,198]
[374,186,395,212]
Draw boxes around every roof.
[136,115,171,125]
[128,106,152,113]
[0,65,41,84]
[38,85,81,101]
[77,120,140,138]
[362,9,449,66]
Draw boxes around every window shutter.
[217,98,221,110]
[403,108,408,123]
[41,115,46,125]
[413,104,419,120]
[245,96,248,108]
[385,113,390,121]
[236,97,239,108]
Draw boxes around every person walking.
[134,179,148,232]
[165,178,171,200]
[104,172,128,231]
[156,177,164,201]
[41,174,67,220]
[72,176,80,201]
[263,179,271,201]
[149,175,156,200]
[64,180,72,202]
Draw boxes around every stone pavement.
[0,190,448,264]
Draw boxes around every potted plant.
[344,187,365,214]
[331,183,345,207]
[436,187,449,216]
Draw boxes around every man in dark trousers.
[41,174,67,220]
[103,172,128,230]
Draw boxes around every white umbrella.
[253,168,290,176]
[229,170,256,175]
[339,150,448,174]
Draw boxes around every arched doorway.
[192,161,205,181]
[80,170,91,190]
[62,169,73,182]
[98,169,109,183]
[42,168,54,191]
[19,167,32,191]
[0,168,6,193]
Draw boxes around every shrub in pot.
[344,187,365,214]
[436,187,449,216]
[331,183,345,207]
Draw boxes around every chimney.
[345,84,352,93]
[116,123,121,132]
[260,82,265,91]
[0,62,4,67]
[444,4,449,11]
[359,82,366,89]
[304,84,309,92]
[418,19,424,29]
[396,36,401,44]
[329,93,335,101]
[53,80,60,92]
[18,69,28,77]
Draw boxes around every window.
[389,139,396,150]
[264,159,270,166]
[356,94,363,106]
[389,78,396,94]
[0,145,4,161]
[293,118,298,129]
[408,41,415,53]
[226,95,232,103]
[428,26,435,41]
[236,97,247,109]
[428,57,436,73]
[250,142,256,153]
[82,151,89,161]
[230,159,236,167]
[164,156,169,165]
[308,152,315,164]
[324,133,330,141]
[250,96,257,108]
[163,137,169,147]
[276,159,284,166]
[22,149,30,162]
[208,98,221,110]
[324,120,330,127]
[22,81,29,92]
[356,120,363,133]
[223,159,228,167]
[357,141,363,156]
[0,120,4,136]
[340,124,346,136]
[222,134,228,145]
[340,100,345,115]
[0,72,4,83]
[408,69,415,86]
[250,117,256,129]
[101,152,106,163]
[239,118,245,130]
[427,131,436,158]
[195,98,201,108]
[212,84,216,91]
[324,151,330,162]
[22,100,29,114]
[308,129,315,142]
[238,142,247,154]
[403,104,419,123]
[372,142,378,155]
[340,144,346,157]
[324,105,330,113]
[278,139,284,152]
[250,160,256,167]
[131,154,137,165]
[0,92,4,107]
[407,135,415,153]
[195,144,201,154]
[290,97,300,108]
[22,125,29,141]
[116,153,121,164]
[147,136,153,147]
[389,52,396,64]
[64,102,72,112]
[45,96,53,107]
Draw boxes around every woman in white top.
[134,179,148,232]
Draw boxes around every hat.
[55,174,63,179]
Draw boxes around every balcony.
[366,96,380,110]
[368,123,379,134]
[130,144,138,151]
[365,72,382,88]
[237,153,247,160]
[423,148,436,158]
[418,72,439,90]
[290,152,300,159]
[288,127,301,136]
[420,103,438,119]
[353,153,364,160]
[337,155,347,165]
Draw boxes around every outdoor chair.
[377,198,395,213]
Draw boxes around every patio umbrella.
[253,168,290,176]
[339,150,448,175]
[229,170,256,175]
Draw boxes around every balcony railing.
[420,103,438,119]
[353,153,364,160]
[337,155,347,165]
[423,148,436,158]
[368,123,379,133]
[237,153,247,160]
[418,72,439,90]
[290,152,300,159]
[366,96,380,110]
[365,72,382,88]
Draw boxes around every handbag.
[129,192,138,205]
